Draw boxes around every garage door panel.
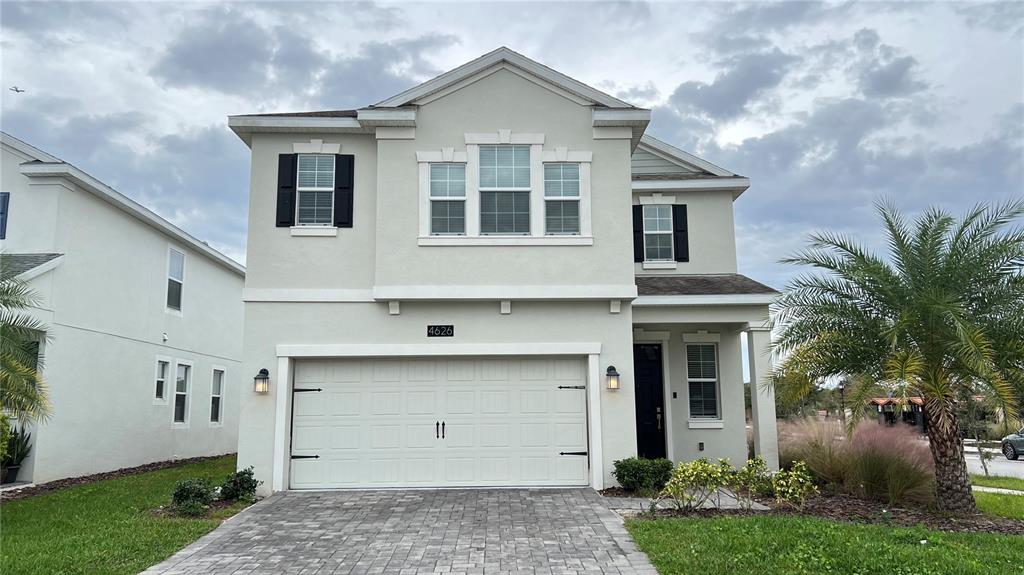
[290,356,589,489]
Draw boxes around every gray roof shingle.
[636,274,777,296]
[0,253,63,279]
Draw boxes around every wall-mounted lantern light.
[606,366,620,391]
[254,368,270,394]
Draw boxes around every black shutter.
[334,154,354,228]
[672,204,689,262]
[632,205,644,262]
[276,154,297,227]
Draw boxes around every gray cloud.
[670,49,800,120]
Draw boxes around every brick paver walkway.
[141,489,657,575]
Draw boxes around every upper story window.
[686,343,720,419]
[296,154,335,226]
[166,248,185,311]
[480,145,531,235]
[0,192,9,240]
[544,163,580,235]
[429,163,466,235]
[643,205,673,261]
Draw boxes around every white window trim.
[295,154,335,227]
[542,160,585,237]
[428,162,468,236]
[153,355,171,405]
[642,205,674,262]
[172,359,193,428]
[210,365,226,427]
[416,135,593,245]
[684,342,722,421]
[165,247,185,316]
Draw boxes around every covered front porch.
[630,275,780,469]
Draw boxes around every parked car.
[1002,427,1024,460]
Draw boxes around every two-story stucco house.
[231,48,778,495]
[0,132,245,484]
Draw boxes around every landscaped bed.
[0,454,250,575]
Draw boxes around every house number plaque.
[426,325,454,337]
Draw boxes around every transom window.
[686,344,720,419]
[167,248,184,311]
[296,154,334,226]
[544,163,580,235]
[643,205,673,261]
[174,363,191,424]
[210,369,224,423]
[429,163,466,235]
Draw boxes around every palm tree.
[771,200,1024,512]
[0,263,50,424]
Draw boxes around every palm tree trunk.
[924,406,977,512]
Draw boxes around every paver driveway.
[141,489,657,575]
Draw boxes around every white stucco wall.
[1,143,245,483]
[633,190,739,275]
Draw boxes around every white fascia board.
[1,132,61,163]
[631,178,751,192]
[227,116,362,130]
[632,293,777,306]
[372,284,638,301]
[19,163,245,277]
[592,109,652,125]
[277,342,603,358]
[356,108,417,126]
[16,254,65,282]
[639,135,734,177]
[375,47,635,109]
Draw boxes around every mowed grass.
[971,474,1024,492]
[0,455,243,575]
[975,491,1024,520]
[626,516,1021,575]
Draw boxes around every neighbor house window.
[544,163,580,235]
[173,363,191,424]
[167,248,185,311]
[296,154,335,226]
[429,163,466,234]
[686,344,720,418]
[155,359,169,400]
[210,369,224,423]
[643,205,673,261]
[479,145,530,234]
[0,192,9,239]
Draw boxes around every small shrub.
[659,458,728,510]
[773,461,818,509]
[171,478,215,516]
[612,457,673,494]
[220,466,261,502]
[727,457,774,509]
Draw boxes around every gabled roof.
[636,135,736,178]
[1,132,245,277]
[375,47,638,109]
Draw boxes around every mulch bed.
[0,453,235,502]
[150,498,238,519]
[613,491,1024,535]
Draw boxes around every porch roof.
[635,274,778,296]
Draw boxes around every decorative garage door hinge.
[557,385,586,390]
[293,388,322,393]
[558,451,588,456]
[290,454,320,460]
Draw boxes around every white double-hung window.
[166,248,185,311]
[296,154,335,226]
[686,343,720,419]
[479,145,531,235]
[544,163,580,235]
[173,362,191,424]
[643,205,673,261]
[429,163,466,234]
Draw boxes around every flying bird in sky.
[9,86,26,93]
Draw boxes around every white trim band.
[276,342,603,358]
[243,289,374,302]
[372,285,638,301]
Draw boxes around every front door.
[633,344,667,459]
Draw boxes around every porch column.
[746,327,779,470]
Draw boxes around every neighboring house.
[869,395,1001,435]
[231,47,779,495]
[0,132,245,484]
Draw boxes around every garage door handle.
[559,451,588,456]
[291,454,319,460]
[436,421,440,439]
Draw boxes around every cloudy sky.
[1,1,1021,288]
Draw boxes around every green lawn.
[0,455,245,575]
[971,474,1024,492]
[975,491,1024,520]
[627,516,1020,575]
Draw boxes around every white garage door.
[289,356,590,489]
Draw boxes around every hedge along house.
[230,48,779,495]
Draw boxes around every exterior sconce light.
[606,366,620,391]
[254,368,270,394]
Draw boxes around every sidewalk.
[973,485,1024,496]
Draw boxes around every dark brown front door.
[633,344,667,459]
